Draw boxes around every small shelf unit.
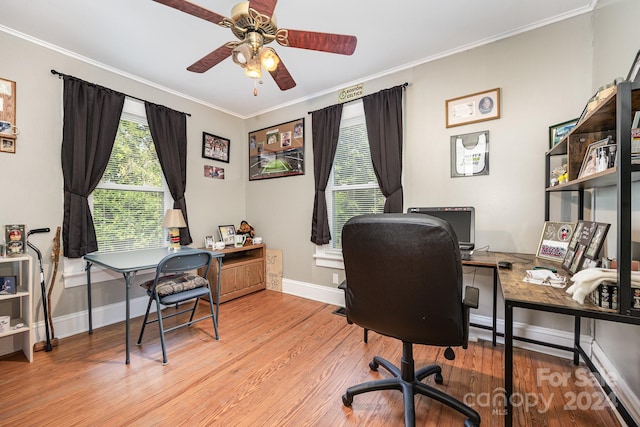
[0,255,33,362]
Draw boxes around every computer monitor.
[407,206,475,250]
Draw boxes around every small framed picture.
[218,225,236,246]
[1,137,15,154]
[202,132,230,163]
[0,276,17,294]
[204,235,214,249]
[536,221,576,262]
[446,88,500,128]
[578,137,612,179]
[549,118,578,149]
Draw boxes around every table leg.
[505,302,513,427]
[492,266,498,346]
[573,316,581,366]
[85,261,93,334]
[122,271,135,365]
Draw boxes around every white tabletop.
[84,247,203,273]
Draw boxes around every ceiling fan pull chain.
[254,80,258,97]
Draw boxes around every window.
[315,101,385,268]
[64,99,172,286]
[91,99,172,253]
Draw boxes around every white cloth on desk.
[565,268,640,304]
[523,270,567,288]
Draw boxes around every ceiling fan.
[153,0,358,94]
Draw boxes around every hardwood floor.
[0,290,623,426]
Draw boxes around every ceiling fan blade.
[153,0,227,26]
[248,0,278,18]
[268,56,296,91]
[187,45,233,73]
[277,29,357,55]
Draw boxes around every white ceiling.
[0,0,596,118]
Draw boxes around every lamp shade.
[162,209,187,229]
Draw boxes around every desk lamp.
[162,209,186,251]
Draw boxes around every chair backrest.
[156,250,214,278]
[342,213,465,346]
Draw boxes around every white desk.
[84,247,223,364]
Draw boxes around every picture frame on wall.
[450,130,489,177]
[549,118,578,149]
[202,132,230,163]
[446,88,501,128]
[0,137,15,154]
[536,221,576,262]
[249,117,304,181]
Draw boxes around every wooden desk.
[462,251,499,345]
[462,251,528,346]
[499,255,640,427]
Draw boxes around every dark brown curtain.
[144,102,192,245]
[310,104,343,244]
[363,85,405,213]
[61,77,125,258]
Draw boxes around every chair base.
[342,341,480,427]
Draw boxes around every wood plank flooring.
[0,290,624,426]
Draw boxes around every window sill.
[313,252,344,269]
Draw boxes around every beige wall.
[0,30,247,314]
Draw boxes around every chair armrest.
[463,286,479,309]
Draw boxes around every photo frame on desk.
[561,221,610,273]
[536,221,575,262]
[217,225,236,246]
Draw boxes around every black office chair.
[340,213,480,427]
[137,250,219,365]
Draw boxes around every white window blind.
[325,101,385,252]
[91,101,172,253]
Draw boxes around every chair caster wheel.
[369,360,379,371]
[464,419,479,427]
[434,372,443,384]
[342,394,353,406]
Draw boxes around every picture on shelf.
[4,224,25,256]
[549,118,578,149]
[0,276,17,294]
[578,137,612,179]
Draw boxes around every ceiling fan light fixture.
[260,47,279,72]
[245,57,262,79]
[232,42,252,66]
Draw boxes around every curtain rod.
[50,69,192,117]
[307,82,409,115]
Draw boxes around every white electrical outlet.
[332,273,339,285]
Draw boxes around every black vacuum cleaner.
[27,227,52,352]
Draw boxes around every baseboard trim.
[590,341,640,425]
